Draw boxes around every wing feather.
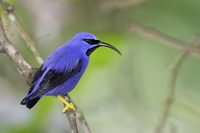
[28,65,45,94]
[30,59,82,98]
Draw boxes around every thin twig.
[154,52,188,133]
[9,14,43,65]
[0,1,43,65]
[128,21,200,57]
[128,20,198,133]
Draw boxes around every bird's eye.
[83,39,100,45]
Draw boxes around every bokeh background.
[0,0,200,133]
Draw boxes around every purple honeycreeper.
[21,32,121,112]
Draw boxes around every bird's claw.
[57,95,76,112]
[62,102,75,112]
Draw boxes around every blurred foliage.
[0,0,200,133]
[5,0,16,5]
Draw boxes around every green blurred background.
[0,0,200,133]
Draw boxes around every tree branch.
[154,37,200,133]
[0,2,91,133]
[0,13,79,132]
[127,20,194,133]
[65,95,78,133]
[65,95,91,133]
[154,52,188,133]
[0,17,33,79]
[1,1,43,65]
[76,108,91,133]
[128,20,200,57]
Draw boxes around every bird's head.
[70,32,122,56]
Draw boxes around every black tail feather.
[21,97,40,109]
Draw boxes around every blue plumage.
[21,32,121,109]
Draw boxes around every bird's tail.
[20,96,40,109]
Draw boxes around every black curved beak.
[100,41,122,56]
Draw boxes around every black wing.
[28,65,46,94]
[30,59,82,98]
[31,65,45,84]
[21,65,46,108]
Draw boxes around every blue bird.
[21,32,121,112]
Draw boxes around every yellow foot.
[62,102,75,112]
[57,96,76,112]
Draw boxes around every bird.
[21,32,121,112]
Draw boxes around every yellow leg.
[57,96,75,112]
